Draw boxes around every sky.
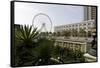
[15,2,84,32]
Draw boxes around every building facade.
[84,6,97,21]
[54,20,95,33]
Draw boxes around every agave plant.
[15,25,40,66]
[15,25,39,43]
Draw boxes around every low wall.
[55,39,91,53]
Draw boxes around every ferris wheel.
[32,13,52,32]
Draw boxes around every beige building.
[84,6,97,21]
[54,20,95,33]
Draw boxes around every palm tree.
[52,32,56,36]
[61,30,71,37]
[79,28,86,37]
[71,29,78,37]
[56,32,61,36]
[15,25,39,66]
[74,29,78,37]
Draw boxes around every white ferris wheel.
[32,13,52,32]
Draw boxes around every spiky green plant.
[16,25,39,43]
[15,25,40,66]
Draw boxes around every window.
[83,23,86,26]
[88,23,91,25]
